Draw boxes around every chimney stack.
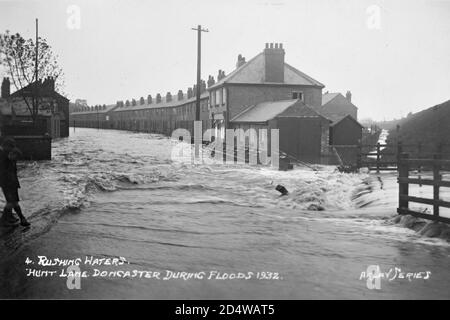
[140,97,145,105]
[200,80,206,93]
[217,70,226,81]
[236,54,246,68]
[193,85,197,97]
[1,77,11,98]
[125,100,130,107]
[156,93,162,103]
[147,94,152,104]
[166,92,172,102]
[207,75,215,88]
[187,87,193,99]
[263,42,285,83]
[132,98,137,106]
[346,90,352,102]
[177,90,184,100]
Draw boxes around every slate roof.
[231,99,324,123]
[70,104,118,115]
[70,92,209,115]
[321,92,340,106]
[209,52,324,90]
[113,92,209,112]
[330,114,364,128]
[10,80,68,101]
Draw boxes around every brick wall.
[1,135,52,160]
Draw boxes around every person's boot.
[1,208,19,225]
[14,206,30,227]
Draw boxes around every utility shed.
[230,99,330,164]
[329,114,363,145]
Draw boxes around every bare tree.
[0,30,64,124]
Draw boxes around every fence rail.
[357,142,399,172]
[397,153,450,224]
[357,142,450,173]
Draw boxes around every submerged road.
[0,128,449,299]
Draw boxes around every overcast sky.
[0,0,449,120]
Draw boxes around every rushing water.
[0,128,449,299]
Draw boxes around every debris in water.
[275,184,289,195]
[307,203,325,211]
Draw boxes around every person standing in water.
[0,138,30,227]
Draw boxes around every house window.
[214,91,217,107]
[292,91,304,101]
[216,89,222,106]
[222,87,227,105]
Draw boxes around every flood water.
[0,128,449,299]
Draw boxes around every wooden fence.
[357,143,398,172]
[357,142,450,173]
[397,153,450,224]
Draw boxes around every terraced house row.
[70,43,363,164]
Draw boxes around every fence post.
[433,154,441,218]
[357,142,362,168]
[398,153,409,211]
[396,141,402,168]
[376,142,380,173]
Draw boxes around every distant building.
[329,115,363,145]
[318,91,357,121]
[69,99,88,114]
[0,77,69,138]
[71,103,120,129]
[317,91,362,145]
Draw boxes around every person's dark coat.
[0,147,20,189]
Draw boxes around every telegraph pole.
[35,19,38,82]
[191,25,208,121]
[35,18,39,124]
[191,25,208,160]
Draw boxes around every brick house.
[208,43,329,163]
[0,77,69,138]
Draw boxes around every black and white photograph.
[0,0,449,306]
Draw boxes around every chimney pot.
[147,94,152,104]
[346,90,352,102]
[156,93,161,103]
[1,77,11,98]
[207,75,215,88]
